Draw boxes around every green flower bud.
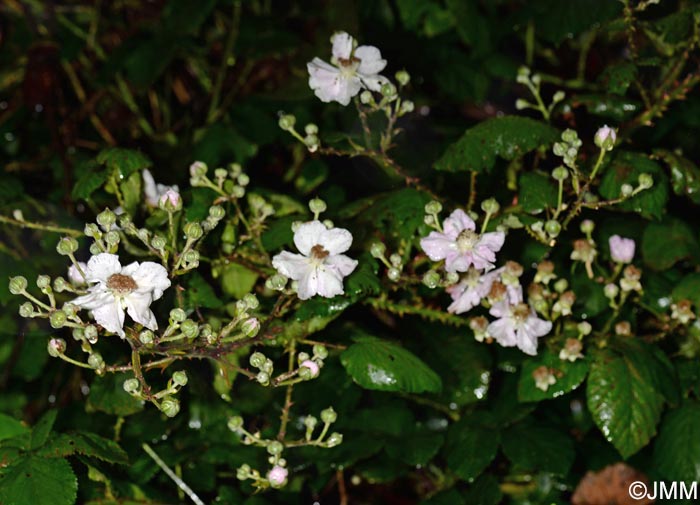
[235,299,248,315]
[170,308,186,323]
[578,321,592,336]
[139,330,154,345]
[53,277,67,292]
[638,173,653,189]
[305,123,319,135]
[424,200,442,215]
[304,415,318,430]
[56,237,79,255]
[620,183,634,197]
[88,352,104,369]
[369,241,386,259]
[49,310,67,329]
[160,396,180,417]
[9,276,28,294]
[400,100,414,114]
[313,344,328,360]
[278,114,296,131]
[326,432,343,447]
[381,82,397,97]
[123,378,140,393]
[72,328,84,341]
[250,351,266,369]
[183,222,203,240]
[137,228,150,242]
[579,219,595,234]
[395,69,410,86]
[243,293,259,310]
[552,90,566,102]
[594,125,616,151]
[96,208,116,230]
[256,371,270,385]
[236,464,251,480]
[304,134,320,152]
[308,198,327,215]
[19,302,34,318]
[214,168,228,180]
[266,441,284,456]
[231,186,245,198]
[554,278,569,293]
[172,371,188,387]
[387,267,401,282]
[604,283,619,299]
[47,338,66,357]
[266,274,287,291]
[545,220,561,237]
[561,129,578,144]
[209,205,225,220]
[241,318,260,337]
[104,231,120,247]
[481,198,500,215]
[320,407,337,424]
[422,270,440,289]
[181,319,199,339]
[63,303,78,318]
[183,250,200,266]
[118,214,132,228]
[84,223,100,238]
[445,272,459,285]
[190,161,208,178]
[552,166,569,181]
[515,98,529,110]
[151,235,166,251]
[228,416,244,431]
[389,254,402,267]
[84,325,98,343]
[359,90,373,104]
[36,275,51,290]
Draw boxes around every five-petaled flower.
[72,253,170,338]
[608,235,635,264]
[486,288,552,355]
[446,267,503,314]
[307,31,388,106]
[272,220,358,300]
[420,209,505,273]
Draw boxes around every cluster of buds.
[123,370,188,417]
[215,294,261,345]
[553,129,583,170]
[229,406,341,490]
[528,262,574,321]
[249,344,328,387]
[190,161,250,202]
[370,240,405,283]
[515,66,564,120]
[279,114,321,153]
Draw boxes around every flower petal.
[85,253,122,283]
[479,231,505,252]
[445,251,473,273]
[355,45,386,75]
[308,58,361,105]
[297,266,344,300]
[331,32,354,60]
[318,227,353,255]
[92,300,126,337]
[447,287,481,314]
[272,251,310,280]
[443,209,475,238]
[420,232,456,261]
[359,74,389,92]
[516,329,539,356]
[130,261,171,300]
[487,318,517,347]
[293,220,328,256]
[125,291,158,330]
[73,290,113,311]
[142,169,158,207]
[325,254,358,277]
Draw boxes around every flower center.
[456,229,479,252]
[337,56,360,76]
[107,273,138,294]
[310,244,330,260]
[512,303,531,324]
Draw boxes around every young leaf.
[96,148,152,177]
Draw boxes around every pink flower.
[609,235,635,264]
[446,267,503,314]
[594,125,616,151]
[487,288,552,355]
[268,465,288,488]
[300,359,320,377]
[159,189,181,210]
[420,209,505,273]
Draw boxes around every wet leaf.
[642,217,700,270]
[501,422,575,474]
[0,455,77,505]
[653,148,700,204]
[518,171,558,213]
[518,349,589,402]
[653,402,700,483]
[445,418,500,481]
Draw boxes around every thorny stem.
[277,340,297,440]
[142,443,205,505]
[0,214,82,236]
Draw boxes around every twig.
[0,214,82,236]
[142,443,205,505]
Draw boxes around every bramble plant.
[2,2,700,504]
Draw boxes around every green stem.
[142,443,205,505]
[0,214,82,236]
[589,149,606,181]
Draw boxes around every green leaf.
[527,0,622,44]
[37,432,129,464]
[340,335,442,394]
[518,350,589,402]
[119,170,142,216]
[599,151,669,220]
[185,272,224,310]
[0,455,77,505]
[642,217,700,270]
[30,410,57,450]
[434,116,558,173]
[343,256,381,298]
[0,414,28,442]
[463,474,502,505]
[653,148,700,204]
[72,166,108,201]
[598,62,637,95]
[86,374,144,417]
[672,273,700,306]
[161,0,216,34]
[445,418,500,481]
[220,264,258,299]
[96,148,152,177]
[653,403,700,483]
[587,346,665,458]
[518,172,558,213]
[261,215,297,252]
[501,422,574,474]
[385,431,444,466]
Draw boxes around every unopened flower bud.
[209,205,225,220]
[266,274,287,291]
[638,173,653,190]
[480,198,500,215]
[138,330,154,345]
[299,360,320,379]
[580,220,595,234]
[172,371,188,387]
[387,267,401,281]
[400,100,414,114]
[553,278,569,293]
[278,114,296,131]
[360,90,373,104]
[241,317,260,337]
[268,465,288,488]
[304,134,320,152]
[123,378,140,393]
[151,235,166,251]
[313,344,328,359]
[88,352,104,369]
[96,208,116,229]
[424,201,442,215]
[53,277,67,292]
[56,237,79,255]
[552,166,569,181]
[180,319,199,338]
[604,283,619,299]
[422,270,440,289]
[515,98,529,110]
[158,189,182,211]
[594,125,616,151]
[256,371,270,385]
[578,321,592,336]
[304,415,318,430]
[19,302,34,317]
[381,82,397,97]
[228,416,244,431]
[545,220,561,237]
[321,407,337,424]
[50,310,67,329]
[232,186,245,198]
[183,222,203,240]
[304,123,319,135]
[369,241,386,259]
[36,275,51,290]
[552,90,565,102]
[389,254,402,267]
[47,338,66,357]
[309,198,327,215]
[615,321,631,336]
[326,432,343,447]
[250,352,266,369]
[9,276,28,294]
[395,70,410,86]
[160,396,180,417]
[170,308,186,322]
[620,184,634,197]
[104,231,120,247]
[190,161,208,178]
[267,441,284,456]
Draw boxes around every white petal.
[447,287,481,314]
[359,73,389,92]
[325,254,358,277]
[516,329,539,356]
[318,227,353,255]
[488,319,517,347]
[272,251,311,280]
[92,300,126,337]
[125,291,158,330]
[130,261,171,300]
[142,169,158,206]
[73,289,113,310]
[67,262,88,285]
[85,253,122,283]
[331,31,354,60]
[293,220,328,256]
[297,266,343,300]
[355,45,386,75]
[420,232,456,261]
[443,209,476,238]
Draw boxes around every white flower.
[608,235,635,264]
[272,220,358,300]
[446,267,503,314]
[72,253,170,338]
[533,366,557,392]
[143,169,180,208]
[67,262,88,285]
[559,338,584,362]
[307,31,388,106]
[487,288,552,355]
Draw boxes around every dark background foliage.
[2,1,700,504]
